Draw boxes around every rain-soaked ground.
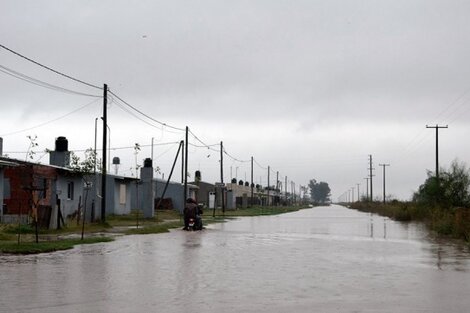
[1,205,470,313]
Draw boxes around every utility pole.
[369,155,374,202]
[351,187,355,203]
[426,124,448,181]
[285,176,288,204]
[267,166,270,206]
[357,183,360,202]
[364,177,369,201]
[181,139,184,184]
[250,156,254,207]
[220,141,225,213]
[183,127,188,204]
[101,84,108,223]
[379,163,390,204]
[276,171,279,206]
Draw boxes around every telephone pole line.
[183,126,188,202]
[267,166,270,206]
[364,177,369,201]
[220,141,225,213]
[250,156,254,207]
[101,84,108,223]
[379,163,390,204]
[426,124,448,181]
[357,183,360,202]
[368,155,374,201]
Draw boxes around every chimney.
[49,136,70,167]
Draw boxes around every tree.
[413,160,470,208]
[309,179,331,204]
[69,148,97,239]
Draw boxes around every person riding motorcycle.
[183,198,198,230]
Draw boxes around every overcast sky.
[1,0,470,201]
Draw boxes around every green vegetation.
[350,160,470,242]
[0,237,114,255]
[308,179,331,204]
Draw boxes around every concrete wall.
[155,179,184,212]
[0,167,4,220]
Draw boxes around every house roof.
[0,158,19,167]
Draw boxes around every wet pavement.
[1,205,470,312]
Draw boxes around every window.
[119,184,126,204]
[42,179,47,199]
[67,182,74,200]
[4,178,10,199]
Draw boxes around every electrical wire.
[253,158,268,170]
[4,141,181,154]
[0,98,100,137]
[223,148,250,163]
[0,43,101,90]
[109,90,185,132]
[0,64,102,97]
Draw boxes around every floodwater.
[1,205,470,313]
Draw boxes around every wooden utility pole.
[364,177,369,201]
[220,141,225,213]
[101,84,108,223]
[183,127,188,203]
[426,124,448,181]
[369,155,374,202]
[276,171,279,206]
[267,166,270,206]
[181,139,184,184]
[357,183,360,202]
[379,163,390,204]
[250,156,254,207]
[285,176,288,204]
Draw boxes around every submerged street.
[1,205,470,313]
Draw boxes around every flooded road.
[1,205,470,312]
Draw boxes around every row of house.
[0,137,281,228]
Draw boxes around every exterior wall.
[154,180,197,213]
[140,166,154,218]
[113,180,132,215]
[0,167,4,219]
[155,179,184,212]
[55,174,84,221]
[191,181,215,206]
[89,174,137,218]
[3,164,56,215]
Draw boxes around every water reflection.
[1,205,470,313]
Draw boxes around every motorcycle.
[186,205,204,231]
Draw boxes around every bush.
[413,160,470,209]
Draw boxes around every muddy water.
[1,205,470,313]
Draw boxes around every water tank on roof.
[55,136,68,152]
[144,158,152,168]
[112,157,120,165]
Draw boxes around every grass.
[349,201,470,242]
[0,237,114,255]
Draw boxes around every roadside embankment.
[349,201,470,242]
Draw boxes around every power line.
[253,158,268,170]
[223,148,250,163]
[0,43,101,90]
[0,98,100,137]
[109,91,185,132]
[0,64,102,97]
[188,128,219,148]
[4,141,181,154]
